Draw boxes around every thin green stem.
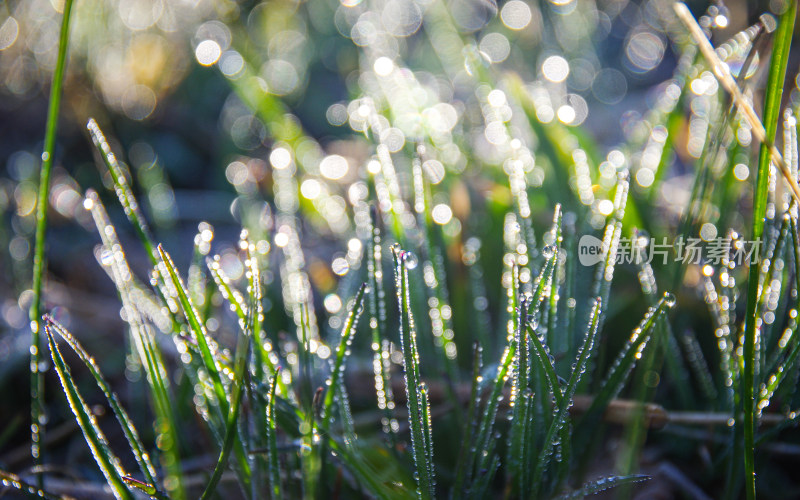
[744,4,796,499]
[29,0,75,482]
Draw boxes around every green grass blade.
[45,325,134,500]
[29,0,76,477]
[554,474,650,500]
[392,245,435,500]
[158,244,229,415]
[206,253,286,395]
[452,343,482,499]
[0,468,65,500]
[199,291,252,499]
[265,371,282,499]
[159,244,253,492]
[744,3,797,499]
[471,244,557,490]
[528,285,564,406]
[366,204,398,444]
[532,298,601,494]
[122,476,169,500]
[85,190,186,499]
[508,295,532,497]
[576,293,674,449]
[44,317,159,488]
[322,283,368,426]
[87,119,158,264]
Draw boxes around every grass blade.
[199,287,252,499]
[159,244,253,493]
[322,283,368,426]
[470,242,557,493]
[45,325,134,500]
[85,190,186,499]
[508,295,532,497]
[743,3,797,498]
[0,468,65,500]
[532,298,602,494]
[87,119,158,264]
[392,245,435,499]
[265,371,282,499]
[576,293,675,449]
[366,204,398,443]
[452,343,482,499]
[555,474,650,500]
[44,317,159,488]
[158,244,230,415]
[29,0,76,477]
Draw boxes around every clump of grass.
[9,0,800,499]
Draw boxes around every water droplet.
[100,249,114,266]
[402,251,418,269]
[663,292,676,308]
[542,245,556,259]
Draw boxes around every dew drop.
[100,249,114,266]
[402,251,419,269]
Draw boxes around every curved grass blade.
[44,317,158,488]
[45,325,134,500]
[532,298,602,495]
[0,468,66,500]
[392,245,435,499]
[322,283,368,426]
[554,474,650,500]
[742,3,797,499]
[29,0,76,477]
